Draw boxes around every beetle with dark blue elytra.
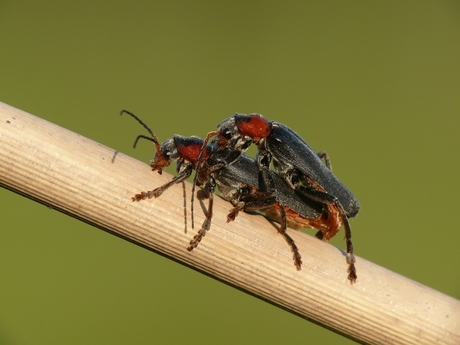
[197,113,360,283]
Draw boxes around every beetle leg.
[132,165,192,201]
[226,190,301,270]
[256,149,300,269]
[248,200,300,270]
[226,204,241,222]
[341,213,357,283]
[316,150,332,171]
[296,186,356,283]
[257,149,288,235]
[226,190,276,222]
[280,230,302,271]
[187,177,215,251]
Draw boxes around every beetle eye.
[240,186,250,196]
[222,129,232,139]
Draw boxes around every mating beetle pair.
[121,110,320,269]
[121,110,360,283]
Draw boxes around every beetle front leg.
[132,165,192,201]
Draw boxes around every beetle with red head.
[196,113,360,283]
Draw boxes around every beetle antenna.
[120,110,162,154]
[133,135,156,148]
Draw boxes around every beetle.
[120,110,343,272]
[196,113,360,282]
[120,110,211,204]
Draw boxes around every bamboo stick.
[0,101,458,344]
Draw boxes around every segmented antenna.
[120,109,162,155]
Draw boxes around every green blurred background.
[1,1,459,344]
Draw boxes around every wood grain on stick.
[0,102,458,344]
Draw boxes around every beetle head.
[150,138,179,174]
[235,113,272,143]
[216,113,271,151]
